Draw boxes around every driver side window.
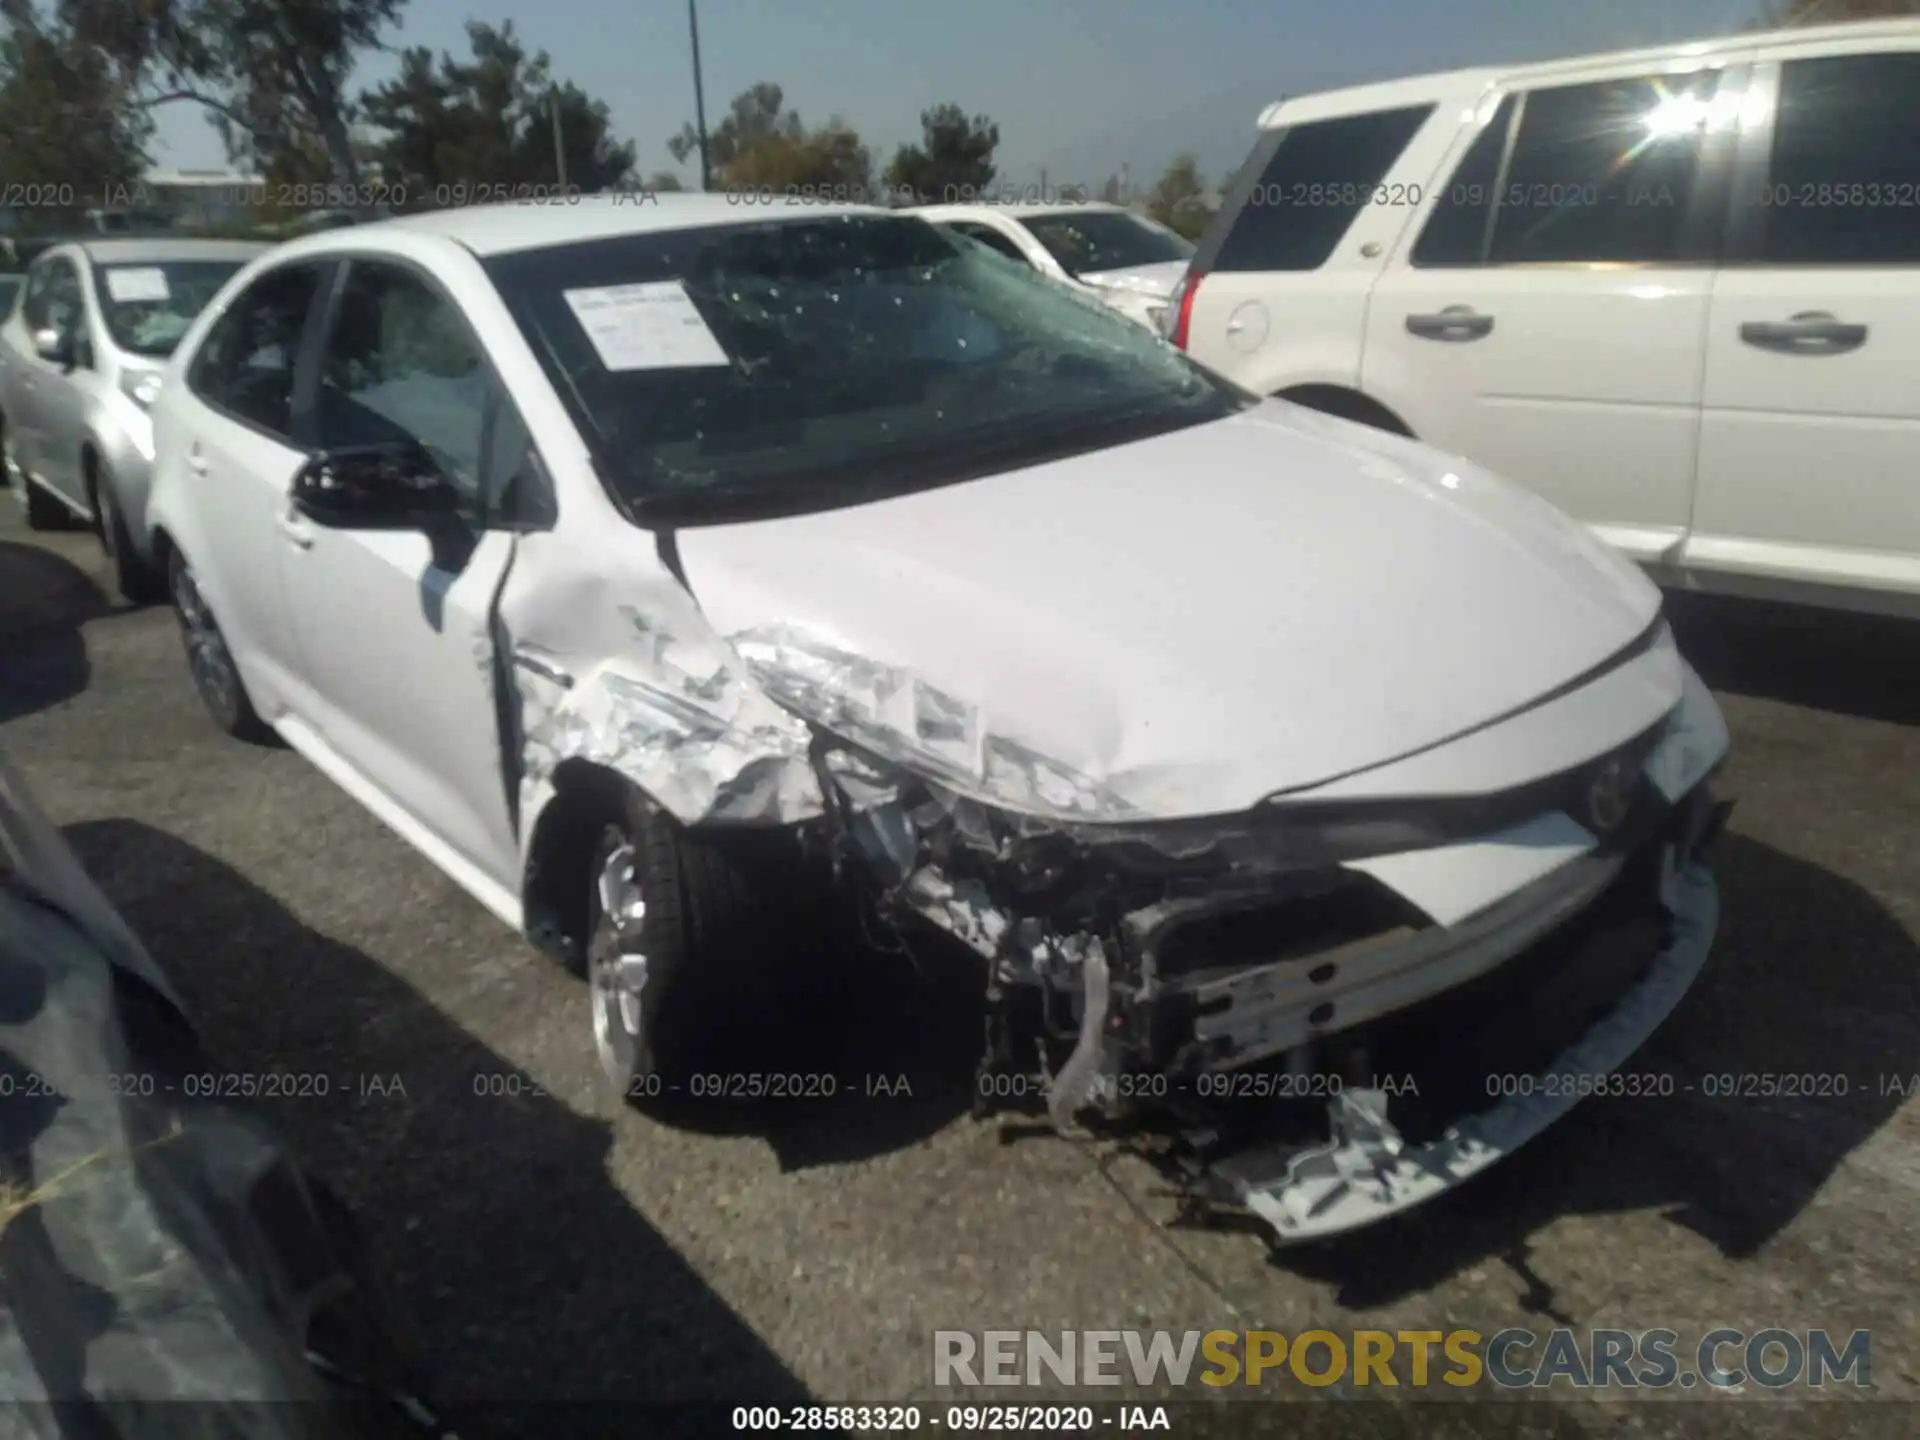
[316,261,488,505]
[22,257,80,335]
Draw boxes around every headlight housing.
[730,624,1142,824]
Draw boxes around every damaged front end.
[732,624,1733,1245]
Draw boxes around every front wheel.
[170,549,271,742]
[584,788,779,1098]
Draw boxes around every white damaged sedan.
[143,196,1731,1243]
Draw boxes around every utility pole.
[551,93,568,191]
[688,0,713,190]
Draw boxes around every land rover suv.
[1171,17,1920,619]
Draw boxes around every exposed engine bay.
[785,649,1733,1243]
[511,589,1732,1244]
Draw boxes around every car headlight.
[729,624,1141,824]
[119,371,163,409]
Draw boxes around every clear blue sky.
[150,0,1767,186]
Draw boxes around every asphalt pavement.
[2,502,1916,1439]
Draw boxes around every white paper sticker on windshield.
[104,267,171,303]
[562,280,730,372]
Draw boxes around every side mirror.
[31,326,73,368]
[290,442,465,531]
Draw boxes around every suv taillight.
[1168,272,1202,350]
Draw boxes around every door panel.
[1362,64,1746,562]
[1690,47,1920,597]
[277,257,520,887]
[170,260,333,716]
[6,256,85,500]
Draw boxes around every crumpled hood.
[674,400,1662,819]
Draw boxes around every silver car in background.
[0,238,266,598]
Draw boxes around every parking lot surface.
[3,508,1916,1438]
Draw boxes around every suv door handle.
[276,509,315,550]
[1739,311,1868,355]
[1406,307,1494,342]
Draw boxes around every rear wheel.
[170,548,271,742]
[583,786,779,1098]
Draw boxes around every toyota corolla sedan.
[142,196,1731,1243]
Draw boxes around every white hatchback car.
[145,197,1731,1242]
[917,202,1194,331]
[1172,17,1920,619]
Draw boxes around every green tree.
[361,21,636,202]
[1147,153,1209,240]
[645,170,684,192]
[63,0,402,193]
[669,82,871,192]
[0,0,150,231]
[883,103,998,204]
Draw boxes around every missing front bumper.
[1189,848,1719,1243]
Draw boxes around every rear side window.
[188,264,325,440]
[1759,52,1920,264]
[1208,105,1433,272]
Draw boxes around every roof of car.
[917,201,1131,223]
[1261,16,1920,126]
[77,237,271,264]
[329,193,885,257]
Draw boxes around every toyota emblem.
[1586,757,1636,834]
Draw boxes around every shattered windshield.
[485,213,1250,522]
[96,260,248,357]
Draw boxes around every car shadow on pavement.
[642,912,987,1174]
[1268,830,1920,1312]
[62,818,820,1440]
[0,539,110,725]
[1665,590,1920,727]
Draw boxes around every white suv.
[1172,17,1920,618]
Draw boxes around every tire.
[169,548,271,742]
[583,786,778,1098]
[94,470,162,603]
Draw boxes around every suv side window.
[190,264,325,440]
[1208,105,1434,272]
[22,256,81,335]
[1412,96,1520,266]
[1487,71,1724,264]
[316,260,491,506]
[949,222,1029,264]
[1759,52,1920,264]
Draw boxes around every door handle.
[1406,306,1494,342]
[186,443,208,475]
[276,509,314,550]
[1738,311,1868,355]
